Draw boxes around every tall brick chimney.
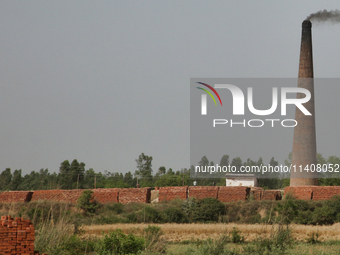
[290,20,318,186]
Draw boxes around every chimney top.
[302,20,312,28]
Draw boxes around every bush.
[138,206,164,223]
[144,225,166,253]
[60,235,96,255]
[163,207,188,223]
[275,199,298,225]
[77,190,99,215]
[95,229,144,255]
[243,225,292,254]
[230,227,244,243]
[306,231,320,244]
[312,205,336,225]
[92,215,128,225]
[191,198,225,222]
[105,203,124,214]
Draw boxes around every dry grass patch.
[82,223,340,243]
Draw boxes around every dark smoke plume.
[306,9,340,23]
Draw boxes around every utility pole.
[94,175,96,189]
[77,174,80,189]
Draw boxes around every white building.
[226,174,258,187]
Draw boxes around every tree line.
[0,153,339,191]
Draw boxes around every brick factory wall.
[284,186,314,200]
[0,215,45,255]
[262,190,282,200]
[218,186,250,202]
[188,186,219,200]
[31,189,83,203]
[0,191,33,203]
[312,186,340,201]
[250,188,282,201]
[250,187,263,201]
[15,188,149,204]
[158,186,188,202]
[285,186,340,201]
[118,188,152,204]
[92,188,120,203]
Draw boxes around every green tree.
[220,154,229,167]
[199,156,209,167]
[77,190,99,215]
[9,169,22,190]
[135,153,153,187]
[59,159,85,189]
[0,168,12,191]
[59,160,72,189]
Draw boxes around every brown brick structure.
[188,186,219,200]
[290,20,318,186]
[0,191,33,203]
[118,188,151,204]
[285,186,340,200]
[250,187,263,201]
[31,189,83,203]
[262,190,282,200]
[217,186,250,202]
[158,186,188,202]
[250,188,282,201]
[92,188,120,203]
[0,215,45,255]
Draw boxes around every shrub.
[191,198,225,222]
[306,231,320,244]
[60,235,96,255]
[126,212,137,223]
[243,224,292,254]
[163,207,188,223]
[312,205,336,225]
[95,229,144,255]
[230,227,244,243]
[193,236,234,255]
[92,215,128,225]
[105,203,124,214]
[138,206,164,223]
[77,190,99,215]
[275,199,298,225]
[144,225,166,253]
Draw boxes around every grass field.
[82,223,340,242]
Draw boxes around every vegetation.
[2,196,340,254]
[1,153,340,191]
[77,190,99,215]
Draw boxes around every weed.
[230,227,244,243]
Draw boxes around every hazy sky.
[1,1,340,176]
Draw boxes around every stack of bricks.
[119,188,151,204]
[91,188,120,203]
[217,186,250,202]
[0,191,33,203]
[312,186,340,201]
[158,186,188,202]
[262,190,282,200]
[284,186,314,200]
[250,187,263,201]
[285,186,340,201]
[31,189,83,203]
[0,215,45,255]
[188,186,219,199]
